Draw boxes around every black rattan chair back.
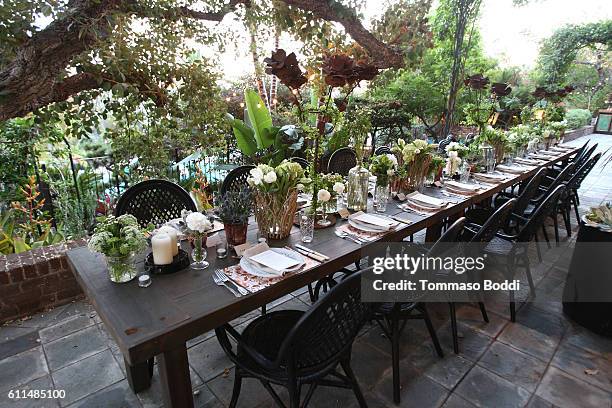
[514,168,548,216]
[220,165,255,196]
[429,217,466,257]
[289,157,309,170]
[470,199,516,244]
[114,179,196,227]
[518,185,566,242]
[327,148,357,176]
[566,153,601,193]
[279,269,370,371]
[374,146,392,156]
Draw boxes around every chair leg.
[341,359,368,408]
[509,290,516,322]
[552,214,560,246]
[420,304,444,358]
[541,225,551,248]
[261,305,266,315]
[288,380,300,408]
[448,303,459,354]
[478,302,489,323]
[561,206,571,237]
[229,371,243,408]
[391,312,401,404]
[534,235,543,263]
[572,195,580,222]
[524,255,535,297]
[307,283,316,303]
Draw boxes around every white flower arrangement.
[247,160,305,196]
[88,214,148,258]
[333,182,345,195]
[185,212,212,234]
[317,189,331,202]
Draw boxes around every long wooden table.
[66,146,579,408]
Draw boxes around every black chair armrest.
[215,324,279,372]
[495,231,518,241]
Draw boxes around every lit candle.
[158,226,179,256]
[151,233,173,265]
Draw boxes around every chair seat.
[375,302,419,315]
[484,236,526,257]
[237,310,304,378]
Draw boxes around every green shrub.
[565,109,592,130]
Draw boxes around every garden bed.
[564,125,595,142]
[0,239,86,324]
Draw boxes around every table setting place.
[537,149,563,157]
[513,157,543,166]
[219,242,323,296]
[529,152,557,160]
[442,180,484,196]
[471,172,509,184]
[397,191,449,215]
[495,163,534,174]
[549,145,572,153]
[335,211,401,243]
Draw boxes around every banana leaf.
[226,113,257,156]
[244,90,274,149]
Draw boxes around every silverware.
[216,269,250,295]
[390,215,411,225]
[335,230,365,244]
[212,269,242,297]
[294,244,329,260]
[286,246,326,262]
[397,204,428,217]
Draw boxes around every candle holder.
[144,249,190,275]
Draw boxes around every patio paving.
[1,133,611,408]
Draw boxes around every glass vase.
[316,200,334,227]
[374,185,389,213]
[105,254,137,283]
[191,234,209,270]
[347,165,370,211]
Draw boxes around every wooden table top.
[66,146,579,365]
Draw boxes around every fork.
[335,230,366,244]
[212,269,242,297]
[215,269,250,296]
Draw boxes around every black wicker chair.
[220,165,255,196]
[482,185,567,322]
[373,145,392,156]
[327,148,357,176]
[114,179,196,227]
[215,270,371,408]
[289,157,310,170]
[373,217,466,404]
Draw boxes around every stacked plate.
[549,146,569,153]
[404,192,448,210]
[444,181,481,195]
[529,153,553,160]
[496,164,531,174]
[514,157,541,166]
[240,247,305,278]
[537,150,560,156]
[472,172,508,183]
[348,212,399,232]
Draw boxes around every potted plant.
[216,188,252,247]
[87,214,148,283]
[247,160,306,239]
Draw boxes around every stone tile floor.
[1,134,611,408]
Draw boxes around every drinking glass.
[300,209,315,243]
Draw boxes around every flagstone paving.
[1,134,611,408]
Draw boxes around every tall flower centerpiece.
[88,214,148,283]
[392,139,436,192]
[248,161,305,239]
[369,154,396,212]
[309,173,345,226]
[479,126,509,164]
[185,212,213,269]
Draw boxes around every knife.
[287,246,326,262]
[391,215,412,224]
[294,244,330,260]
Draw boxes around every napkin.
[350,211,398,231]
[472,173,508,183]
[444,180,480,192]
[513,157,541,165]
[405,192,446,209]
[244,243,300,275]
[496,164,529,174]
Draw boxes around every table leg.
[124,357,154,393]
[158,343,194,408]
[425,223,443,242]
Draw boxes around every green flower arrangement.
[585,202,612,230]
[391,138,436,192]
[88,214,148,257]
[246,160,306,196]
[369,154,397,186]
[478,126,510,163]
[445,142,469,158]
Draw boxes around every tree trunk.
[269,28,281,110]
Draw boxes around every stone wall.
[0,240,86,324]
[564,125,594,142]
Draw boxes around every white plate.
[348,216,391,232]
[240,248,305,277]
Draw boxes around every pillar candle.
[151,233,173,265]
[158,226,179,256]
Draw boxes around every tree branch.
[278,0,403,69]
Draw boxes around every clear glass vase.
[191,234,209,270]
[347,166,370,211]
[105,254,137,283]
[374,185,389,213]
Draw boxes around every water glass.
[300,209,314,243]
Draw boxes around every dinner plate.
[240,248,305,277]
[348,215,394,233]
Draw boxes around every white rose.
[297,183,305,191]
[186,212,212,233]
[332,182,345,194]
[386,154,398,166]
[317,189,331,202]
[414,148,421,155]
[263,171,277,184]
[449,151,458,159]
[250,167,264,179]
[387,169,395,176]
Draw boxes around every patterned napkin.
[224,255,321,293]
[336,223,384,242]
